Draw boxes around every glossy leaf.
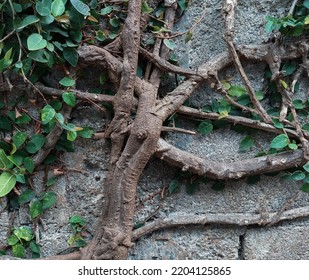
[7,234,19,246]
[27,34,47,51]
[12,244,25,258]
[17,15,40,31]
[70,0,90,16]
[18,189,36,204]
[41,192,57,210]
[63,47,78,67]
[36,0,52,16]
[62,92,76,107]
[51,0,65,16]
[270,134,289,149]
[239,135,254,153]
[29,199,43,219]
[13,226,33,241]
[197,121,213,135]
[59,77,75,87]
[0,172,16,197]
[25,134,46,154]
[12,132,27,149]
[101,6,112,15]
[41,105,56,124]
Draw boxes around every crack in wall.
[238,228,247,260]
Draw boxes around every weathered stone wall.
[1,0,309,260]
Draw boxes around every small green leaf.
[239,135,254,153]
[13,226,33,241]
[25,134,46,154]
[272,118,284,129]
[27,50,49,63]
[291,171,306,181]
[168,180,180,194]
[46,176,57,186]
[142,1,153,13]
[0,149,13,169]
[69,215,86,225]
[228,85,246,97]
[13,132,27,149]
[41,105,56,124]
[270,134,289,149]
[101,6,113,15]
[59,77,75,87]
[12,244,25,258]
[163,39,176,50]
[109,17,119,28]
[303,162,309,172]
[29,199,44,219]
[17,15,40,31]
[41,191,57,210]
[288,143,298,150]
[185,31,193,43]
[301,182,309,192]
[67,130,77,141]
[77,127,93,138]
[36,0,52,16]
[18,189,36,204]
[62,92,76,107]
[292,99,303,109]
[197,121,213,135]
[30,240,41,254]
[24,157,35,173]
[51,0,65,16]
[8,234,19,246]
[15,114,31,124]
[0,172,16,197]
[282,63,296,76]
[280,79,288,89]
[255,90,264,101]
[63,47,79,67]
[27,33,47,51]
[70,0,90,16]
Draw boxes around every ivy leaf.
[7,234,19,246]
[51,0,65,16]
[292,99,303,109]
[25,134,46,154]
[0,172,16,198]
[185,31,193,43]
[178,0,188,11]
[70,0,90,16]
[197,121,213,135]
[13,226,33,241]
[0,149,13,169]
[239,135,254,153]
[290,171,305,181]
[17,15,40,32]
[270,134,289,149]
[59,76,75,87]
[67,130,77,141]
[27,50,48,63]
[288,143,298,150]
[303,162,309,172]
[282,63,296,76]
[163,39,176,50]
[18,189,36,204]
[301,182,309,192]
[101,6,113,15]
[77,127,93,138]
[168,180,180,194]
[272,118,284,129]
[24,157,35,173]
[36,0,52,16]
[27,33,47,51]
[228,85,246,97]
[41,192,57,210]
[304,0,309,9]
[142,1,153,13]
[13,132,27,149]
[29,199,44,219]
[12,244,25,258]
[62,92,76,107]
[41,105,56,124]
[63,47,79,67]
[69,215,86,225]
[30,240,41,255]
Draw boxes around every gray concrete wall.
[1,0,309,260]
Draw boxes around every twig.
[162,126,196,135]
[132,206,309,240]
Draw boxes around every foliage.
[67,215,87,248]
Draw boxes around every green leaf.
[282,63,296,76]
[25,134,46,154]
[288,143,298,150]
[290,171,306,181]
[62,92,76,107]
[24,157,34,173]
[109,17,119,28]
[101,6,112,15]
[15,113,31,125]
[0,172,16,197]
[17,15,40,31]
[14,226,33,241]
[67,130,77,141]
[142,1,153,13]
[8,234,19,246]
[272,118,284,129]
[270,134,289,149]
[163,39,176,50]
[18,189,36,204]
[185,31,193,43]
[178,0,188,11]
[27,33,47,51]
[303,162,309,172]
[168,179,180,194]
[29,199,44,219]
[239,135,254,153]
[301,182,309,192]
[69,215,86,225]
[77,127,93,138]
[292,99,303,109]
[255,90,264,101]
[12,244,25,258]
[46,176,57,186]
[12,132,27,149]
[36,0,52,16]
[197,121,213,135]
[51,0,65,16]
[63,47,79,67]
[59,76,75,87]
[186,181,199,195]
[0,149,13,169]
[228,85,246,97]
[30,240,41,255]
[27,50,49,63]
[70,0,90,16]
[41,105,56,124]
[41,191,57,210]
[304,0,309,8]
